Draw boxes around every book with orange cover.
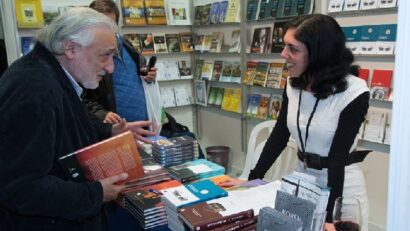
[15,0,44,28]
[58,131,144,184]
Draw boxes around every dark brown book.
[179,202,254,231]
[58,131,144,184]
[212,216,258,231]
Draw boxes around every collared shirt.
[61,65,83,99]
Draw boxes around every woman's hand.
[217,178,246,188]
[324,222,336,231]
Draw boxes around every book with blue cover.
[167,159,225,183]
[160,179,228,210]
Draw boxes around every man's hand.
[103,112,123,124]
[141,67,157,83]
[217,178,245,188]
[111,119,156,145]
[99,173,128,202]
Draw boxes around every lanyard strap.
[296,89,320,153]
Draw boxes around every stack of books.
[167,159,225,183]
[152,136,199,167]
[161,179,228,231]
[124,180,182,229]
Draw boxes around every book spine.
[212,216,258,231]
[196,209,254,230]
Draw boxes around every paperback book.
[167,159,225,183]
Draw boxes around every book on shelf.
[207,87,218,106]
[242,61,258,85]
[209,1,221,24]
[251,27,271,53]
[246,94,261,118]
[217,0,229,23]
[266,62,286,88]
[327,0,344,13]
[222,88,242,113]
[209,32,224,53]
[201,3,212,25]
[228,29,241,53]
[121,0,147,26]
[194,34,204,52]
[257,206,303,231]
[123,34,142,53]
[201,61,214,80]
[376,24,397,55]
[231,61,242,84]
[174,84,192,106]
[258,0,270,20]
[178,60,192,79]
[144,0,167,25]
[153,34,168,53]
[15,0,44,28]
[344,0,360,11]
[179,32,195,52]
[140,33,155,55]
[220,61,233,82]
[384,110,392,145]
[224,0,241,23]
[271,21,287,53]
[269,0,281,18]
[195,80,208,106]
[58,131,144,183]
[212,60,224,81]
[363,107,388,143]
[378,0,397,8]
[252,62,270,87]
[201,35,213,53]
[165,33,181,53]
[358,68,370,84]
[193,5,203,25]
[20,36,34,56]
[370,69,393,100]
[165,0,192,25]
[221,88,234,111]
[256,94,270,120]
[246,0,261,21]
[282,0,293,17]
[215,88,225,107]
[194,59,204,80]
[267,94,282,120]
[160,86,176,107]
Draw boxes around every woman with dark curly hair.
[222,14,370,231]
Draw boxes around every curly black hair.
[285,14,359,99]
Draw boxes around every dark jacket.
[0,42,112,231]
[83,39,146,120]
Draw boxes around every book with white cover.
[165,0,192,25]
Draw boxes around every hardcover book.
[122,0,147,25]
[58,131,144,183]
[370,69,393,100]
[212,216,258,231]
[144,0,167,25]
[15,0,44,28]
[246,0,261,20]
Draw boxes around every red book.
[358,68,370,84]
[59,131,144,184]
[370,69,393,100]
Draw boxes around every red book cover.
[358,68,370,83]
[59,131,144,184]
[370,69,393,100]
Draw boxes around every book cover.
[194,59,205,79]
[224,0,241,23]
[160,86,176,107]
[209,1,221,24]
[246,94,261,118]
[194,5,204,25]
[194,34,204,52]
[15,0,44,28]
[167,159,225,183]
[258,0,270,20]
[221,88,233,111]
[140,33,155,55]
[271,21,286,53]
[252,62,270,87]
[215,88,225,107]
[178,60,192,79]
[122,0,147,26]
[200,4,212,25]
[256,94,270,120]
[20,36,34,56]
[195,80,208,106]
[230,61,242,84]
[174,85,192,106]
[165,0,191,25]
[275,190,315,231]
[212,216,257,231]
[358,68,370,84]
[267,94,282,120]
[201,61,214,80]
[123,34,142,53]
[153,34,168,53]
[251,27,270,53]
[220,61,233,82]
[207,87,218,105]
[228,29,241,53]
[270,0,281,18]
[266,62,286,88]
[246,0,260,20]
[201,35,213,53]
[58,131,144,183]
[144,0,167,25]
[179,32,195,52]
[209,32,224,53]
[370,69,393,100]
[165,33,181,53]
[161,179,228,209]
[212,60,224,81]
[217,0,229,23]
[257,206,303,231]
[242,61,258,85]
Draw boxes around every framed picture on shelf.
[194,80,207,106]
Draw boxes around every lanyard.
[296,89,320,153]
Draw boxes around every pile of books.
[152,136,199,167]
[161,179,228,231]
[167,159,225,183]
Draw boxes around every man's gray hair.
[37,7,118,55]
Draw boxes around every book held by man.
[58,131,144,184]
